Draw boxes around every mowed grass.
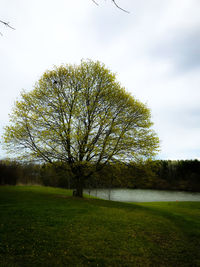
[0,186,200,266]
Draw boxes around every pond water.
[83,188,200,202]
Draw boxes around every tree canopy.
[3,60,159,196]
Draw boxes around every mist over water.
[83,189,200,202]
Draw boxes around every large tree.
[3,60,159,197]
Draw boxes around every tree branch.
[111,0,130,13]
[92,0,129,13]
[92,0,99,6]
[0,19,15,30]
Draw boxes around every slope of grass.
[0,186,199,266]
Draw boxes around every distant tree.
[0,160,18,185]
[3,60,159,197]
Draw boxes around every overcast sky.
[0,0,200,160]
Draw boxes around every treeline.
[0,159,200,192]
[0,160,41,185]
[85,160,200,192]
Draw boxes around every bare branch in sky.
[92,0,130,13]
[92,0,99,6]
[111,0,130,13]
[0,19,15,35]
[0,0,128,36]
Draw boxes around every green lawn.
[0,186,199,266]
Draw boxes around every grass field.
[0,186,200,266]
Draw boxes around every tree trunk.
[73,175,84,198]
[73,186,83,198]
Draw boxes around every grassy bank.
[0,186,199,266]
